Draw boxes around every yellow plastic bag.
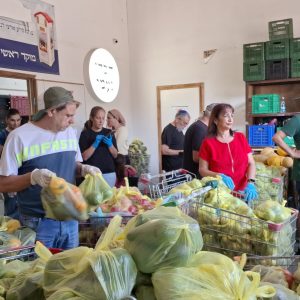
[124,206,203,274]
[43,216,137,300]
[152,251,276,300]
[79,174,113,209]
[5,242,51,300]
[41,177,88,221]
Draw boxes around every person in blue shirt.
[0,108,21,219]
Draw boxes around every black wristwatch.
[247,178,256,183]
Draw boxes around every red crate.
[10,96,31,116]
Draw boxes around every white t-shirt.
[115,126,129,155]
[0,122,82,216]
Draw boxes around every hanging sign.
[0,0,59,74]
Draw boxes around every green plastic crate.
[266,39,290,60]
[290,38,300,58]
[277,127,295,147]
[252,94,280,114]
[269,18,293,40]
[243,42,265,62]
[243,61,265,81]
[291,58,300,78]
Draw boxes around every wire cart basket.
[0,245,36,262]
[138,169,195,199]
[79,213,133,248]
[179,185,298,258]
[244,255,300,273]
[255,173,284,203]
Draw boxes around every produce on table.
[124,206,203,273]
[128,139,150,176]
[79,173,113,210]
[152,251,275,300]
[254,147,293,168]
[42,176,88,221]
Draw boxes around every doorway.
[157,82,204,172]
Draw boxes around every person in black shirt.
[161,110,190,172]
[183,103,217,178]
[79,106,118,187]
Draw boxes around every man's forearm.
[0,174,31,193]
[162,147,183,156]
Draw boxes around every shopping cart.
[79,213,133,248]
[0,245,36,262]
[138,169,195,198]
[244,255,300,272]
[177,181,298,258]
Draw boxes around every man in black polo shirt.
[183,103,217,178]
[161,110,190,172]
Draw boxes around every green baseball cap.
[32,86,80,121]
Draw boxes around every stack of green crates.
[266,19,293,79]
[243,19,298,82]
[243,42,265,81]
[290,37,300,77]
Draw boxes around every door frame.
[156,82,204,172]
[0,70,38,116]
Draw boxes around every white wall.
[127,0,300,173]
[1,0,300,175]
[0,0,133,135]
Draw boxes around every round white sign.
[88,48,119,103]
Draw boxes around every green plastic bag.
[124,206,203,274]
[79,174,113,208]
[135,286,157,300]
[43,216,137,300]
[6,258,47,300]
[47,288,85,300]
[152,251,276,300]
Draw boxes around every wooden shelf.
[249,112,300,118]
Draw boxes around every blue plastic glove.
[220,173,235,190]
[103,135,113,148]
[92,134,104,148]
[243,182,258,201]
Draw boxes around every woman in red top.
[198,103,257,201]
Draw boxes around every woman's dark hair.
[115,154,126,181]
[207,103,234,137]
[86,106,106,129]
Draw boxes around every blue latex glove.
[92,134,104,148]
[243,182,258,201]
[103,135,113,148]
[220,173,235,190]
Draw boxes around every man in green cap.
[0,86,101,249]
